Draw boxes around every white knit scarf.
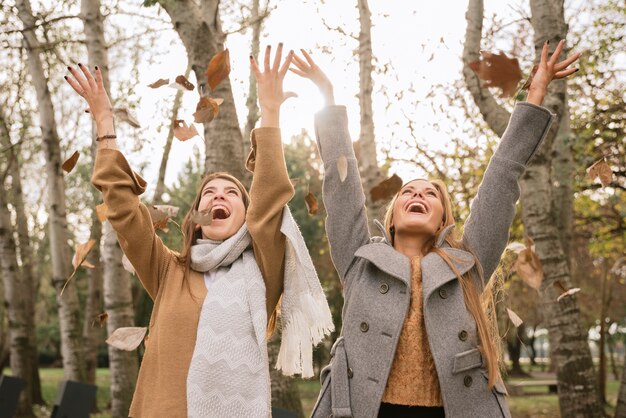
[189,205,334,377]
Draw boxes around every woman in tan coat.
[65,44,333,418]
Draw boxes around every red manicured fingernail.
[574,68,579,72]
[95,65,99,70]
[67,66,72,71]
[249,55,253,59]
[78,63,83,67]
[64,75,68,80]
[546,40,550,45]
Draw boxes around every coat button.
[458,330,468,341]
[379,283,389,294]
[438,288,448,299]
[464,375,473,387]
[347,367,353,378]
[360,322,369,332]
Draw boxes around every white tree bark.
[0,109,35,418]
[463,0,602,416]
[80,0,138,415]
[16,0,87,382]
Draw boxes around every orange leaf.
[205,49,231,91]
[62,151,80,173]
[173,120,199,142]
[305,192,319,215]
[191,208,213,226]
[113,108,141,128]
[148,78,169,88]
[370,174,403,203]
[105,327,148,351]
[92,312,108,328]
[337,156,348,182]
[193,97,223,124]
[95,203,108,222]
[175,75,195,91]
[469,51,522,98]
[148,205,171,232]
[514,237,543,290]
[587,158,613,187]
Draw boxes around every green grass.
[31,368,621,418]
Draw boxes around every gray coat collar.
[355,222,475,295]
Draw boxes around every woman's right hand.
[290,50,335,106]
[64,65,115,136]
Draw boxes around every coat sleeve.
[314,105,371,285]
[91,149,174,300]
[246,127,295,329]
[462,102,555,283]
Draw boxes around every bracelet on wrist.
[96,134,117,142]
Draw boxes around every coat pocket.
[452,348,483,374]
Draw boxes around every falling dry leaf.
[148,78,169,89]
[72,239,96,270]
[514,237,543,290]
[370,174,403,203]
[193,97,223,123]
[92,312,108,328]
[337,156,348,182]
[469,51,523,98]
[206,49,231,91]
[62,151,80,173]
[505,242,526,254]
[173,120,199,142]
[175,75,195,91]
[557,287,581,302]
[191,208,213,226]
[121,253,135,275]
[506,308,523,328]
[587,158,613,187]
[106,327,148,351]
[148,206,171,232]
[305,192,319,216]
[153,205,179,218]
[113,108,141,128]
[95,203,108,222]
[521,64,539,91]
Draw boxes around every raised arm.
[462,40,580,281]
[66,65,172,299]
[246,44,296,326]
[291,51,370,284]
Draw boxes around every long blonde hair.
[383,179,502,388]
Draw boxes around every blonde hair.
[383,179,502,389]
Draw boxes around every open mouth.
[407,202,428,214]
[211,205,231,220]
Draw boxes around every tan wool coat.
[92,127,294,418]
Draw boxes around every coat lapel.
[354,243,411,287]
[421,247,475,300]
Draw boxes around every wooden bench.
[506,380,558,396]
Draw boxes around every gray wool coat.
[310,103,554,418]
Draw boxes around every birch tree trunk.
[81,0,138,415]
[243,0,262,145]
[463,0,602,416]
[158,0,245,177]
[356,0,385,227]
[0,110,35,418]
[16,0,87,382]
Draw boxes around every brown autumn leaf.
[337,155,348,182]
[191,208,213,226]
[468,51,523,98]
[175,75,195,91]
[72,239,97,270]
[521,64,539,91]
[113,108,141,128]
[514,237,543,290]
[506,308,523,328]
[92,312,108,328]
[370,174,403,203]
[121,253,135,275]
[62,151,80,173]
[148,205,171,232]
[105,327,148,351]
[305,192,319,216]
[206,49,231,91]
[587,158,613,187]
[148,78,169,89]
[95,203,108,222]
[557,287,581,302]
[193,97,224,124]
[173,120,199,142]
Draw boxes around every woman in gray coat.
[290,40,580,418]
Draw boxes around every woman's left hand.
[527,39,581,105]
[250,43,296,127]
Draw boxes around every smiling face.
[197,177,247,241]
[389,179,445,242]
